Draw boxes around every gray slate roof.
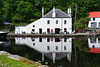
[43,9,71,18]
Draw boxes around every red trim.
[89,12,100,18]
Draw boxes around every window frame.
[56,20,58,24]
[64,20,67,24]
[47,20,50,24]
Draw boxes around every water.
[0,37,100,67]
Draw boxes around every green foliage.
[77,25,84,29]
[0,0,99,26]
[0,55,36,67]
[74,17,90,31]
[30,19,36,22]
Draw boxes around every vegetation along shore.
[0,51,48,67]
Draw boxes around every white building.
[15,37,72,63]
[88,38,100,53]
[15,6,72,34]
[88,38,100,48]
[88,12,100,28]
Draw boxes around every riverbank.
[7,32,100,37]
[0,51,47,67]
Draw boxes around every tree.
[74,17,90,31]
[12,1,34,23]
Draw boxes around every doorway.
[55,28,60,34]
[39,28,42,34]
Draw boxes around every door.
[39,28,42,34]
[55,28,60,34]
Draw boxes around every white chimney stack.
[42,6,44,17]
[52,6,56,18]
[68,6,71,17]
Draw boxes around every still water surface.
[0,37,100,67]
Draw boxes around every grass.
[0,55,40,67]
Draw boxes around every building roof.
[43,9,71,18]
[89,12,100,18]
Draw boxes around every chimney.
[52,6,56,18]
[42,6,44,17]
[68,6,71,17]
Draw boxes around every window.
[47,28,50,34]
[32,39,35,41]
[22,32,26,34]
[33,43,35,46]
[98,38,100,43]
[47,20,50,24]
[64,38,67,42]
[33,25,35,27]
[64,46,66,50]
[56,20,58,24]
[47,38,50,42]
[56,46,58,50]
[93,18,95,21]
[91,22,97,28]
[32,29,35,32]
[39,38,42,42]
[98,23,100,28]
[64,28,67,32]
[64,20,67,24]
[90,38,96,43]
[47,46,50,50]
[55,38,60,42]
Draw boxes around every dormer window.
[93,18,95,21]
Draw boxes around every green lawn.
[0,55,38,67]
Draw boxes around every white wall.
[26,18,72,34]
[15,26,26,34]
[15,37,72,53]
[88,21,100,28]
[91,18,100,21]
[88,38,100,48]
[15,17,72,34]
[88,17,100,28]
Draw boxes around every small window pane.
[64,20,67,24]
[56,46,58,50]
[47,20,50,24]
[55,38,60,42]
[47,46,50,50]
[32,29,35,32]
[56,20,58,24]
[64,46,66,50]
[47,38,50,42]
[39,38,42,42]
[33,25,35,27]
[32,39,35,41]
[93,18,95,21]
[33,43,35,46]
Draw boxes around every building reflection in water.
[88,38,100,53]
[15,37,72,63]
